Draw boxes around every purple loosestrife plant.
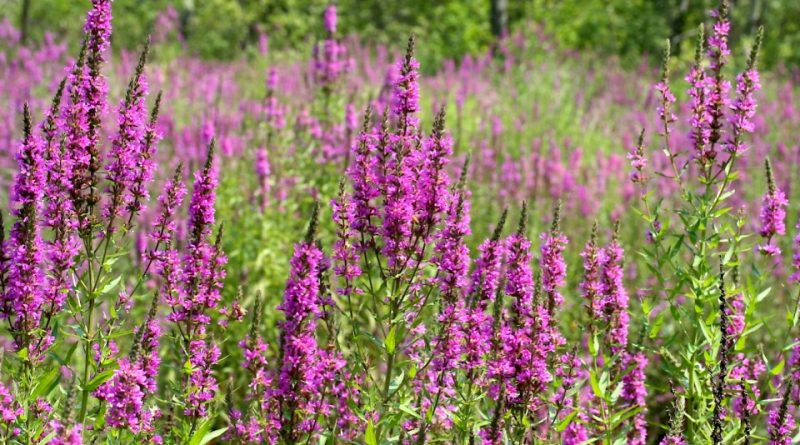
[687,26,713,162]
[632,5,773,443]
[2,104,48,360]
[105,43,150,229]
[381,36,421,270]
[725,27,763,155]
[758,158,787,256]
[273,205,333,441]
[600,224,629,354]
[540,203,568,313]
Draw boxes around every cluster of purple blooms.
[2,0,800,443]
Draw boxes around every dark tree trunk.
[490,0,508,38]
[20,0,31,45]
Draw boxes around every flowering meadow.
[2,0,800,443]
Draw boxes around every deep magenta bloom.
[468,220,506,306]
[150,171,187,302]
[95,317,161,434]
[686,64,712,158]
[727,355,764,417]
[655,81,677,133]
[347,109,379,236]
[496,230,555,412]
[331,191,362,295]
[105,56,149,223]
[706,6,732,148]
[323,4,337,34]
[726,69,760,154]
[563,415,589,445]
[170,150,227,336]
[185,339,221,417]
[627,136,647,184]
[126,93,161,219]
[758,190,787,239]
[39,83,79,314]
[579,231,603,319]
[540,230,568,310]
[767,396,795,445]
[0,382,22,422]
[432,186,471,299]
[84,0,112,178]
[621,351,648,445]
[84,0,112,59]
[600,238,629,353]
[2,108,48,358]
[312,35,346,88]
[415,110,452,239]
[660,435,686,445]
[758,165,787,256]
[392,40,420,134]
[505,233,534,318]
[275,239,333,435]
[381,41,422,269]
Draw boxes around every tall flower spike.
[757,158,787,256]
[415,105,452,239]
[621,351,648,445]
[707,0,731,152]
[95,295,161,434]
[726,26,762,154]
[463,209,506,372]
[628,129,647,184]
[105,41,150,227]
[601,222,629,354]
[712,268,731,444]
[173,141,225,339]
[323,4,337,34]
[42,80,79,313]
[381,36,422,269]
[767,383,795,445]
[541,202,568,313]
[151,165,187,309]
[432,154,471,300]
[347,105,379,238]
[275,206,330,438]
[61,40,92,228]
[580,222,603,321]
[655,39,677,139]
[2,104,48,359]
[468,208,507,307]
[393,35,420,135]
[126,87,162,225]
[83,0,113,219]
[507,201,532,317]
[687,24,713,161]
[331,179,361,296]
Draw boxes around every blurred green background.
[4,0,800,71]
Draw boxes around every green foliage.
[6,0,800,69]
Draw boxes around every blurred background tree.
[4,0,800,71]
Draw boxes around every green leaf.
[101,276,122,296]
[199,427,229,445]
[555,409,578,432]
[770,359,785,376]
[385,325,397,354]
[189,419,214,445]
[85,369,116,392]
[32,368,61,398]
[589,370,605,399]
[365,420,377,445]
